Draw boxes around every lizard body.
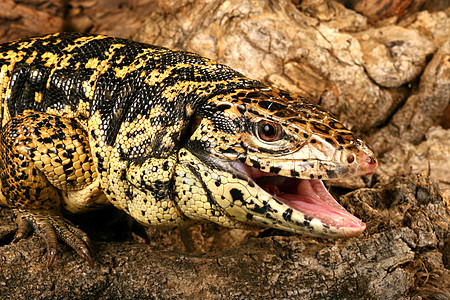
[0,33,377,266]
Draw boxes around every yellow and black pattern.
[0,33,377,266]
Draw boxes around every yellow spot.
[41,52,59,67]
[113,49,155,79]
[116,55,125,64]
[85,58,100,69]
[63,35,108,52]
[143,62,195,85]
[17,40,36,50]
[25,51,38,64]
[0,50,26,64]
[40,52,74,88]
[149,105,165,118]
[45,105,77,118]
[76,100,90,122]
[34,92,43,103]
[81,43,125,99]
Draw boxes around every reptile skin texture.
[0,33,377,266]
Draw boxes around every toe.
[11,210,94,268]
[49,216,93,267]
[12,213,32,243]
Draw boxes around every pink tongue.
[263,180,365,229]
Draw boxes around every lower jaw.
[236,164,366,236]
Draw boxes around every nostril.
[367,155,376,165]
[359,152,378,175]
[364,154,377,166]
[347,154,355,164]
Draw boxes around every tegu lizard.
[0,33,377,267]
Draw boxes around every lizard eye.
[257,120,283,142]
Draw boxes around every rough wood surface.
[0,0,449,299]
[1,174,448,299]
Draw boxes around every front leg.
[0,112,103,267]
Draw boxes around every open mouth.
[231,162,366,236]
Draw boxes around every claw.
[67,224,94,255]
[47,248,57,269]
[80,247,94,268]
[12,210,94,268]
[50,216,94,266]
[12,215,32,243]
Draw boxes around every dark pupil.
[262,123,275,138]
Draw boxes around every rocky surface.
[0,0,449,299]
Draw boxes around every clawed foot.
[12,210,93,268]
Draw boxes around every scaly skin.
[0,33,377,266]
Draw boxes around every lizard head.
[176,87,377,237]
